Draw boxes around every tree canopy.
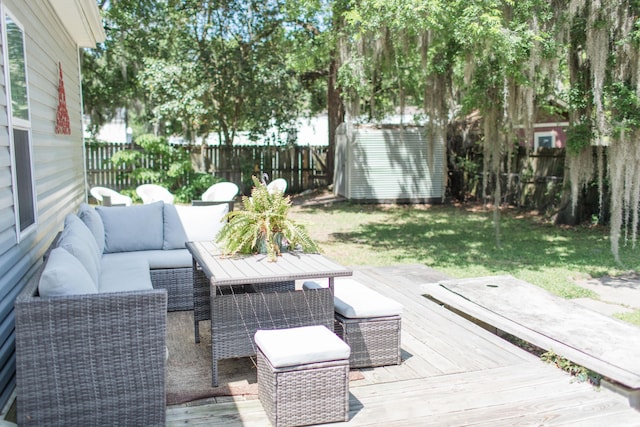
[83,0,331,145]
[83,0,640,262]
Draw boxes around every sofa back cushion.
[77,203,105,253]
[57,214,102,285]
[97,201,164,253]
[162,204,189,249]
[38,248,99,297]
[174,204,229,243]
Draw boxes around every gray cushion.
[57,214,102,286]
[163,204,188,249]
[77,203,105,253]
[99,256,154,292]
[254,325,350,368]
[102,249,192,270]
[38,248,99,297]
[97,201,164,253]
[303,278,403,318]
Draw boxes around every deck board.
[424,275,640,389]
[166,264,640,425]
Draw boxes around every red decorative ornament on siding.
[55,62,71,135]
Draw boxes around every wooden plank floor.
[426,275,640,389]
[166,264,640,426]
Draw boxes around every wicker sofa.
[14,201,229,426]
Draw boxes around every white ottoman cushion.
[304,278,403,318]
[255,325,350,368]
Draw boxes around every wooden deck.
[426,275,640,391]
[166,264,640,426]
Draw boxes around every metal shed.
[334,124,445,203]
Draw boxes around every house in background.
[0,0,104,411]
[520,99,569,151]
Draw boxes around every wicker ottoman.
[255,325,351,427]
[304,278,403,368]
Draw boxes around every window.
[4,10,36,239]
[534,131,555,151]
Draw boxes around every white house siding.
[0,0,93,409]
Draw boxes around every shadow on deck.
[166,264,640,426]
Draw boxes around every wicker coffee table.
[186,241,353,387]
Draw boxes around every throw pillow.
[58,214,102,285]
[77,203,105,253]
[97,201,164,253]
[162,204,189,250]
[38,247,99,296]
[175,204,229,242]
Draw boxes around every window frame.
[534,131,555,151]
[3,7,37,241]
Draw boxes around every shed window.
[3,10,36,238]
[534,131,555,151]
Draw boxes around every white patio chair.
[136,184,175,204]
[201,182,239,203]
[89,186,133,206]
[267,178,287,195]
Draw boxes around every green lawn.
[291,201,640,302]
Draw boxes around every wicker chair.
[15,253,167,426]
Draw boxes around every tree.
[556,1,640,263]
[340,0,555,245]
[84,0,334,178]
[339,0,640,263]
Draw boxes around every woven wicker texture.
[151,267,193,311]
[15,263,167,426]
[209,287,333,386]
[257,348,349,427]
[335,313,402,368]
[192,262,296,343]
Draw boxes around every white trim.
[49,0,106,47]
[2,7,37,242]
[78,48,89,202]
[533,122,569,128]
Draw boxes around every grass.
[290,200,640,301]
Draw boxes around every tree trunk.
[554,154,580,225]
[327,57,344,186]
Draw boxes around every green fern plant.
[216,176,319,261]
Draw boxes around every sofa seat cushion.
[101,249,192,270]
[38,248,99,297]
[97,201,164,253]
[99,256,153,293]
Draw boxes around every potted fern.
[216,176,319,261]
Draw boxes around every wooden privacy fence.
[451,147,567,210]
[85,143,329,194]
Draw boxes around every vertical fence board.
[85,143,329,195]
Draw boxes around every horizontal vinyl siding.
[346,128,445,202]
[0,0,88,410]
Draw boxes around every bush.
[110,134,223,203]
